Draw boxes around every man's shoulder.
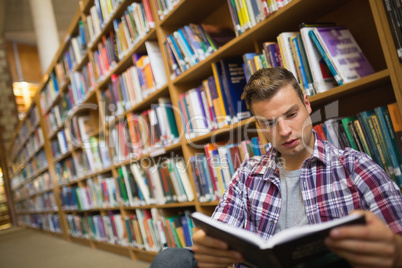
[321,139,368,162]
[239,150,275,177]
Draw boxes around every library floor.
[0,226,152,268]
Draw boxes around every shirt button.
[270,220,274,224]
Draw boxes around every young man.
[151,67,402,268]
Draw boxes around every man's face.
[251,84,314,166]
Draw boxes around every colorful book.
[299,23,338,93]
[219,57,251,123]
[310,26,374,85]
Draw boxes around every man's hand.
[192,228,244,268]
[325,210,402,268]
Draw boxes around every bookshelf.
[5,0,402,263]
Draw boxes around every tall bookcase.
[5,0,402,263]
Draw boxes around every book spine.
[308,30,343,86]
[373,110,402,185]
[366,115,392,176]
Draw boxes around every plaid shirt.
[212,132,402,267]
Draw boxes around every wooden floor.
[0,226,152,268]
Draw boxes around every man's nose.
[277,118,291,136]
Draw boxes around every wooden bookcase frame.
[5,0,402,263]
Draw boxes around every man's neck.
[279,136,315,171]
[281,157,305,171]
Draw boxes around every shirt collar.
[250,130,328,177]
[310,130,329,166]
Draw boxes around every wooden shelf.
[122,201,196,210]
[96,28,158,90]
[159,0,226,27]
[309,69,390,107]
[186,117,256,144]
[72,52,89,73]
[59,166,113,186]
[44,79,70,115]
[199,200,219,207]
[87,1,134,51]
[104,84,170,129]
[53,150,73,164]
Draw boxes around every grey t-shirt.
[274,166,309,234]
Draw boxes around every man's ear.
[304,94,312,114]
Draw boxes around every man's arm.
[325,210,402,268]
[192,228,243,268]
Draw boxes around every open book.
[191,212,366,268]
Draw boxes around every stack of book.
[164,24,236,78]
[154,0,180,20]
[190,137,265,202]
[228,0,293,36]
[179,57,251,139]
[242,23,374,96]
[60,175,119,211]
[108,99,179,162]
[33,192,58,212]
[55,157,77,185]
[116,157,193,206]
[314,103,402,188]
[66,214,91,238]
[39,72,59,112]
[382,0,402,61]
[112,1,155,60]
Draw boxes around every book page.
[192,212,364,250]
[267,213,362,247]
[191,212,269,249]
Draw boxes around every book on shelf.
[359,110,391,174]
[130,163,155,205]
[340,116,361,151]
[57,129,68,155]
[101,176,119,208]
[388,103,402,158]
[211,61,231,127]
[151,208,195,249]
[382,0,402,61]
[374,106,402,185]
[314,105,402,188]
[191,138,263,202]
[262,42,282,68]
[164,23,235,77]
[77,115,97,146]
[227,0,291,36]
[191,212,365,268]
[219,57,251,123]
[289,34,315,97]
[308,25,374,86]
[135,208,159,252]
[133,53,157,97]
[200,24,236,49]
[242,52,258,81]
[277,32,299,81]
[145,41,168,89]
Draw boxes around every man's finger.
[193,230,229,249]
[326,237,395,256]
[329,225,393,242]
[328,249,395,268]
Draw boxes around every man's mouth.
[282,139,298,147]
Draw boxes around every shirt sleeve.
[353,151,402,235]
[211,156,261,228]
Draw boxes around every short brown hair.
[243,67,304,112]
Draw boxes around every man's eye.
[264,121,274,127]
[287,112,297,118]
